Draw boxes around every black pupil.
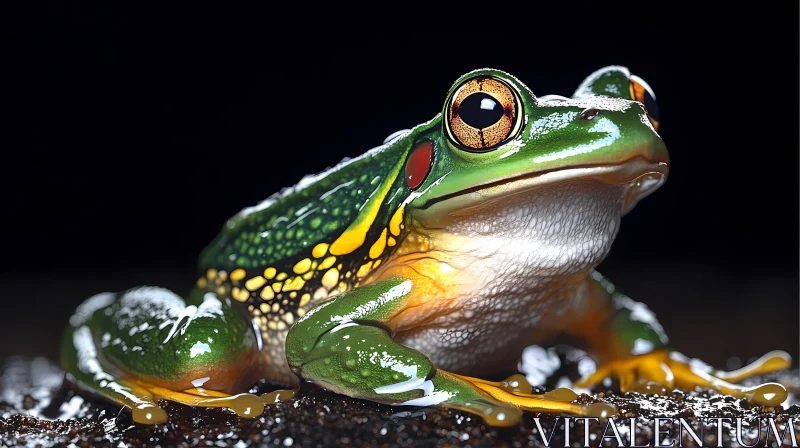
[459,92,505,129]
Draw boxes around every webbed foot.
[575,349,791,406]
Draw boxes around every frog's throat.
[417,156,668,215]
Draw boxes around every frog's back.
[197,132,413,343]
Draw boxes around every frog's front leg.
[286,276,615,427]
[61,286,268,424]
[570,271,791,405]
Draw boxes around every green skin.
[62,66,782,426]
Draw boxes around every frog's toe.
[447,372,617,419]
[576,350,791,406]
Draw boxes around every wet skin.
[61,66,791,426]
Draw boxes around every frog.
[61,65,791,427]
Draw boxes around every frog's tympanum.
[62,66,791,426]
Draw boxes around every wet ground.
[1,347,798,447]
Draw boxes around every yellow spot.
[389,206,405,236]
[196,277,207,288]
[312,243,329,258]
[302,271,313,280]
[297,308,306,317]
[369,228,388,259]
[218,271,228,282]
[260,303,270,313]
[283,276,305,292]
[293,258,312,274]
[276,272,288,281]
[318,256,336,270]
[207,268,218,280]
[264,267,277,279]
[268,321,278,331]
[329,160,404,256]
[272,282,283,293]
[284,313,295,325]
[272,303,280,312]
[357,261,373,278]
[245,276,267,291]
[313,288,328,300]
[345,271,352,278]
[232,287,250,302]
[299,293,311,307]
[290,291,297,299]
[260,287,275,300]
[388,236,397,247]
[216,286,226,295]
[373,259,381,268]
[321,268,339,289]
[230,268,246,282]
[277,321,287,331]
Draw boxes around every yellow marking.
[289,291,297,299]
[388,236,397,246]
[276,272,288,281]
[302,271,313,280]
[260,287,275,300]
[216,286,226,295]
[373,259,382,268]
[313,287,328,300]
[299,293,311,307]
[321,268,339,289]
[272,282,283,293]
[245,276,267,291]
[268,321,278,331]
[312,243,329,258]
[369,228,388,259]
[230,268,246,282]
[232,287,250,302]
[196,277,207,288]
[272,303,280,312]
[264,267,277,279]
[297,308,306,317]
[389,206,405,236]
[283,276,305,292]
[260,303,270,313]
[293,258,312,274]
[207,268,218,280]
[277,321,287,331]
[329,161,404,256]
[318,256,336,270]
[345,271,352,279]
[357,261,373,278]
[284,313,295,325]
[218,271,228,282]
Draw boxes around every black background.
[2,4,798,369]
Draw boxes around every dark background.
[2,4,798,369]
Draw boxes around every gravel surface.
[1,347,798,447]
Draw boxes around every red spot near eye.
[405,141,434,190]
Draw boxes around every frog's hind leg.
[61,286,267,424]
[284,277,617,427]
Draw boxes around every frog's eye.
[445,76,522,151]
[629,75,660,131]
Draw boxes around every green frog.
[61,66,791,427]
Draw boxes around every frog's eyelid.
[630,75,657,101]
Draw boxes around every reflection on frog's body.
[61,66,791,427]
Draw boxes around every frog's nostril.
[579,108,601,121]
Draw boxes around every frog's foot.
[446,372,616,420]
[575,350,791,406]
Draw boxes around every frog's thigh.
[61,286,265,423]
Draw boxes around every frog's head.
[400,67,669,273]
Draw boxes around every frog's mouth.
[418,157,669,217]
